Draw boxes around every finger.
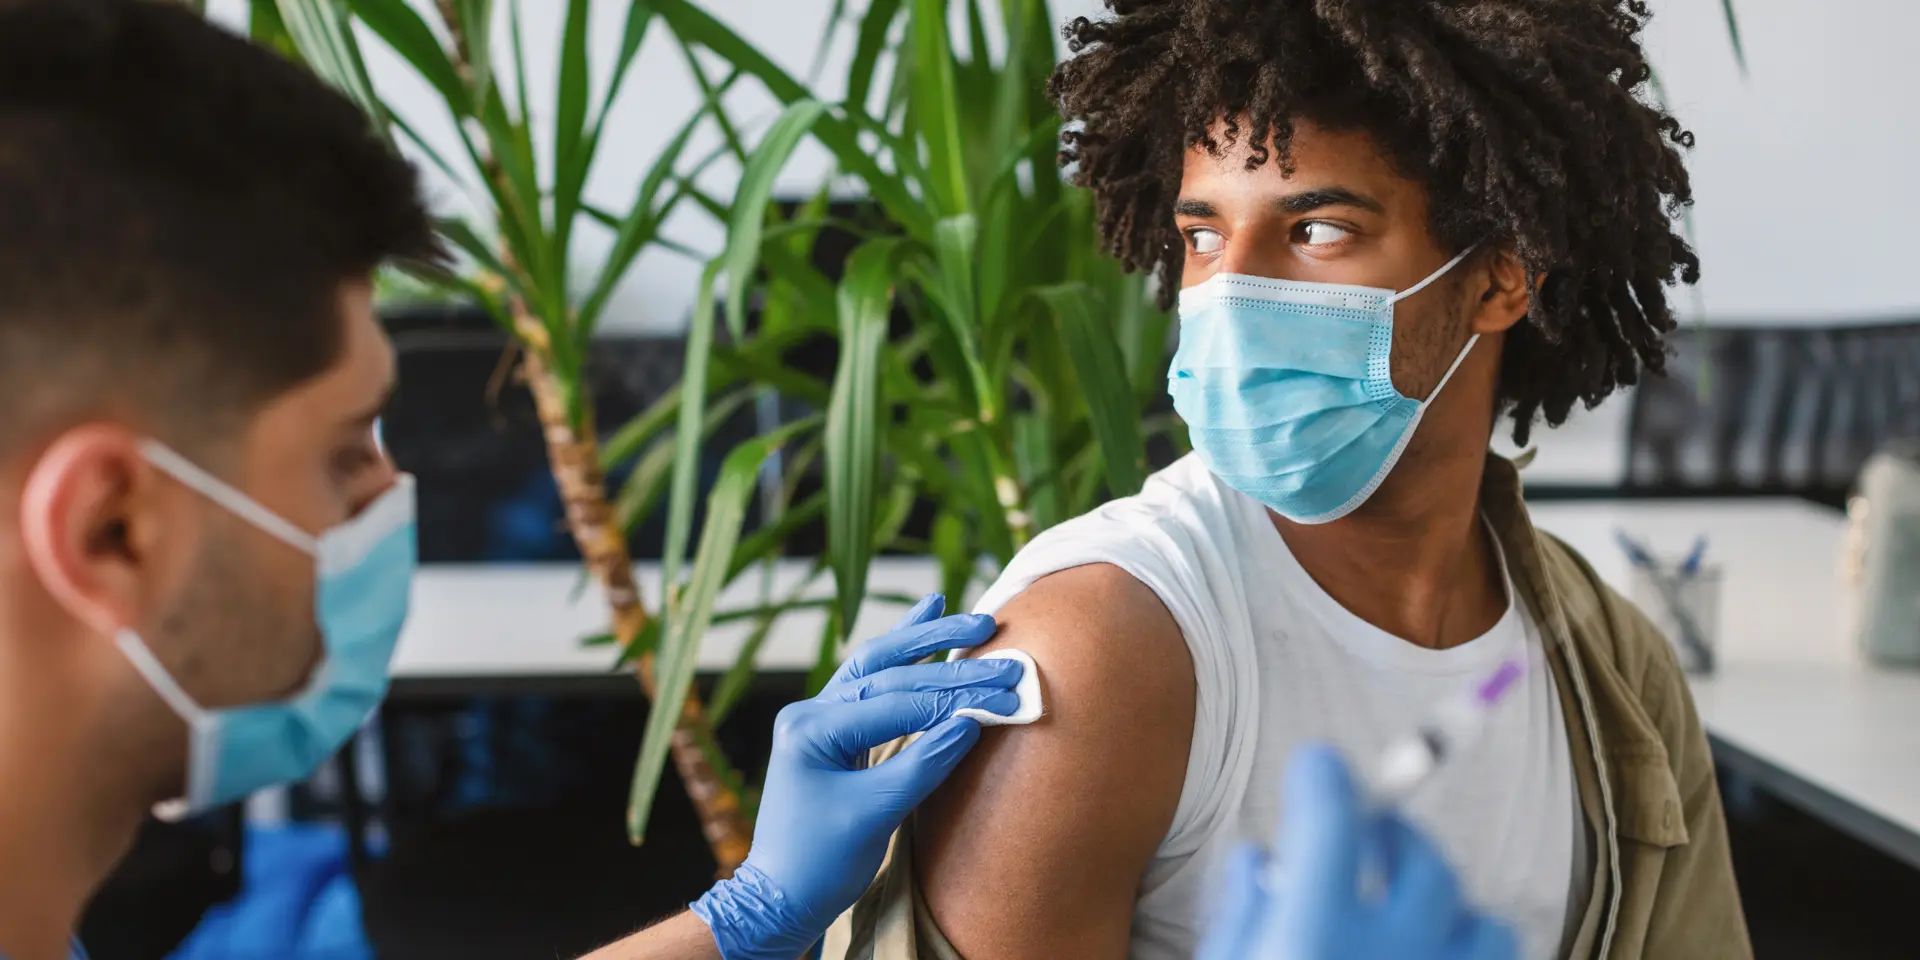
[1376,812,1465,946]
[1277,743,1365,934]
[820,688,1020,765]
[870,716,982,812]
[1448,914,1520,960]
[824,594,947,689]
[1193,844,1267,960]
[889,592,945,632]
[831,657,1024,702]
[831,612,998,684]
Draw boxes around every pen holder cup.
[1628,563,1722,675]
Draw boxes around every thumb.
[890,592,946,631]
[873,716,982,811]
[1277,743,1365,943]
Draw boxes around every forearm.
[577,911,721,960]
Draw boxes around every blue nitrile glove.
[691,593,1022,960]
[1197,743,1519,960]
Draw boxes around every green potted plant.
[249,0,761,867]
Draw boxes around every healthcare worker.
[0,2,1511,959]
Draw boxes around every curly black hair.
[1050,0,1699,445]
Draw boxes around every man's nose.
[1216,228,1298,281]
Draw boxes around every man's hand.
[1198,744,1518,960]
[690,594,1023,960]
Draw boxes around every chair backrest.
[1624,322,1920,506]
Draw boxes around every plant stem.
[515,310,753,871]
[437,0,751,873]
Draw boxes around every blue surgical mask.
[116,440,417,813]
[1169,247,1478,523]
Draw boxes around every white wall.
[1637,0,1920,324]
[210,0,1920,335]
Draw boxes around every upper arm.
[910,563,1196,959]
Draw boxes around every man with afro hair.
[832,2,1751,959]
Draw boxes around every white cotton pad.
[953,648,1044,726]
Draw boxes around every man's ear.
[1469,247,1533,335]
[18,425,185,639]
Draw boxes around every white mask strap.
[139,440,318,555]
[1424,334,1482,405]
[1388,243,1481,305]
[114,629,211,727]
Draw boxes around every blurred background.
[83,0,1920,957]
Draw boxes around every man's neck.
[1271,442,1506,650]
[0,647,166,960]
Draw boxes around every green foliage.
[641,0,1168,729]
[231,0,1754,844]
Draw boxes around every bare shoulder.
[980,561,1193,693]
[912,562,1195,960]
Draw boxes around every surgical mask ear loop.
[1387,244,1480,307]
[114,629,212,728]
[138,440,318,556]
[1385,243,1483,406]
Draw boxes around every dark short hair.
[0,0,438,458]
[1050,0,1700,445]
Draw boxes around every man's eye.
[334,444,378,478]
[1186,228,1225,255]
[1295,221,1353,247]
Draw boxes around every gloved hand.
[1197,744,1518,960]
[691,593,1022,960]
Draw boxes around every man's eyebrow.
[1173,197,1217,218]
[1278,187,1385,215]
[347,380,396,427]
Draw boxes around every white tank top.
[972,455,1589,960]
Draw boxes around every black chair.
[1624,322,1920,507]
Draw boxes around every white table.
[1527,499,1920,871]
[391,557,945,692]
[392,498,1920,869]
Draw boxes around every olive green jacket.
[826,454,1753,959]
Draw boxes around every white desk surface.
[393,497,1920,867]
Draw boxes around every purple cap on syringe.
[1373,655,1528,802]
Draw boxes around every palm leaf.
[1037,284,1147,496]
[627,434,788,844]
[276,0,385,125]
[708,562,826,726]
[1013,412,1063,531]
[610,389,756,532]
[661,259,726,601]
[604,0,658,112]
[454,0,494,103]
[907,0,969,215]
[825,237,904,643]
[577,78,739,334]
[550,0,594,262]
[345,0,467,112]
[247,0,299,58]
[847,0,904,117]
[930,215,996,422]
[721,99,831,341]
[653,0,931,238]
[1720,0,1747,75]
[931,510,973,614]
